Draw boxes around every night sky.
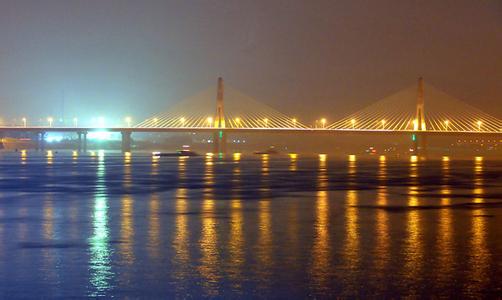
[0,0,500,124]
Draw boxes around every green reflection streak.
[88,154,112,296]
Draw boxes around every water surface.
[0,151,500,298]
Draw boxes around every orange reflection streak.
[374,157,389,275]
[46,150,53,165]
[289,153,298,171]
[467,157,489,294]
[178,156,187,180]
[343,154,359,273]
[123,152,132,190]
[436,157,453,288]
[344,189,359,271]
[260,154,271,197]
[120,195,134,265]
[256,200,272,289]
[257,153,272,286]
[148,194,161,260]
[261,154,269,174]
[311,190,330,292]
[21,149,27,165]
[318,154,327,190]
[198,152,219,297]
[151,154,159,176]
[286,200,300,267]
[403,156,422,292]
[348,156,356,179]
[228,198,244,290]
[173,188,189,266]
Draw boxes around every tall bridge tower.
[213,77,227,153]
[416,77,426,131]
[414,77,427,156]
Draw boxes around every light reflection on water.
[88,153,112,297]
[0,152,500,298]
[468,157,489,295]
[374,156,389,281]
[436,157,454,288]
[403,155,423,292]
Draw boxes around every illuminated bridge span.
[0,77,501,153]
[328,78,501,132]
[136,78,309,130]
[134,77,501,133]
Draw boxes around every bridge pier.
[37,132,46,152]
[121,131,132,153]
[77,131,87,152]
[413,132,428,158]
[212,130,227,154]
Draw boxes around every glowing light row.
[14,117,135,128]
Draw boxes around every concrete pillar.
[412,132,428,158]
[77,131,88,152]
[121,131,132,153]
[83,132,87,152]
[38,132,46,152]
[212,130,226,154]
[77,132,82,152]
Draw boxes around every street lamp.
[444,120,449,131]
[235,117,241,127]
[320,118,326,128]
[207,117,213,127]
[381,119,386,129]
[180,117,186,126]
[477,120,482,131]
[73,117,78,127]
[292,118,297,127]
[47,117,53,127]
[351,119,356,129]
[263,118,268,128]
[22,117,27,127]
[153,118,159,126]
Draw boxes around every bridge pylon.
[413,77,428,157]
[213,77,227,154]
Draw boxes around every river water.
[0,151,500,298]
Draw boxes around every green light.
[412,134,416,141]
[219,130,223,139]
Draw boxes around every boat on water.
[253,146,279,155]
[152,149,200,157]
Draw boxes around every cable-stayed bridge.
[0,77,500,153]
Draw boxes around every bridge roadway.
[0,126,500,153]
